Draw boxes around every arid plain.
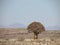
[0,28,60,45]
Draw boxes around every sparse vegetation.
[0,38,60,45]
[0,28,60,45]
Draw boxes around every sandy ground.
[0,28,60,45]
[0,38,60,45]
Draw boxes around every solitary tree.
[27,22,45,41]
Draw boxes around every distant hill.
[0,25,5,28]
[8,23,26,28]
[0,23,26,28]
[0,24,60,29]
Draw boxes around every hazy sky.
[0,0,60,27]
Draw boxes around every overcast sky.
[0,0,60,28]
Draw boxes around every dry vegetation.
[0,38,60,45]
[0,28,60,45]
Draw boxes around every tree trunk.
[34,33,38,41]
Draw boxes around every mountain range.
[0,23,26,28]
[0,23,60,30]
